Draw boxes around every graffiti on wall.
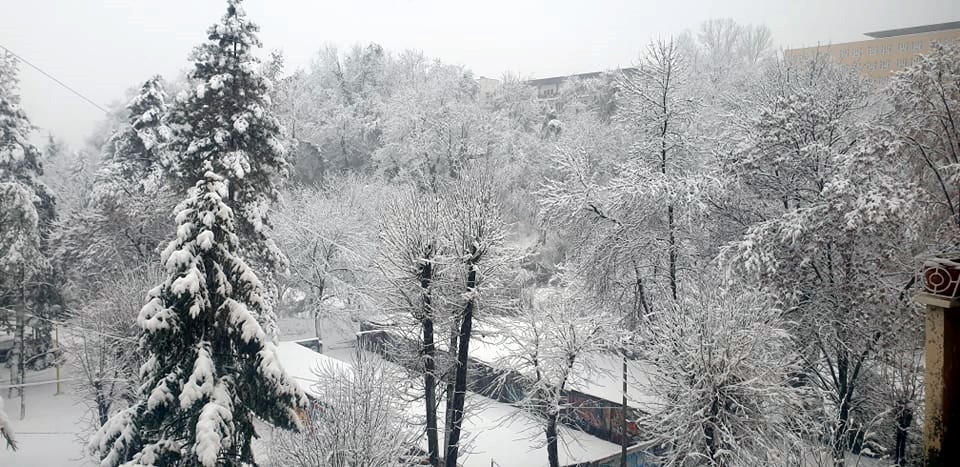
[567,391,640,445]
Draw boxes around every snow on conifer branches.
[88,2,307,466]
[96,75,171,197]
[0,51,55,228]
[90,170,307,467]
[165,0,287,274]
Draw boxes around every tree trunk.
[17,271,26,419]
[423,318,439,466]
[833,354,852,467]
[314,282,325,343]
[704,397,720,464]
[94,381,109,427]
[546,411,560,467]
[444,316,460,449]
[894,404,912,466]
[421,260,440,466]
[667,204,677,301]
[621,354,628,467]
[444,264,477,467]
[659,97,677,302]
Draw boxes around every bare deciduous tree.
[268,351,419,467]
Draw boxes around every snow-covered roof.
[446,394,622,467]
[275,340,351,399]
[570,354,663,413]
[450,319,664,412]
[275,340,624,466]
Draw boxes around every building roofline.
[864,21,960,38]
[525,67,637,86]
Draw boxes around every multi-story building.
[476,76,501,100]
[526,70,608,100]
[785,21,960,79]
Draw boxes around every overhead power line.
[0,42,110,114]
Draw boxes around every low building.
[276,339,637,467]
[785,21,960,79]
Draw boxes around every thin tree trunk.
[314,282,325,343]
[444,264,477,467]
[94,381,109,427]
[667,204,677,301]
[704,398,720,464]
[893,404,912,466]
[833,354,851,467]
[18,271,26,420]
[621,354,628,467]
[659,77,677,303]
[423,318,439,466]
[546,412,560,467]
[421,260,440,466]
[444,319,459,450]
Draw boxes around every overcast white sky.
[2,0,958,148]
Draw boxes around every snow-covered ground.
[0,366,92,467]
[0,315,898,467]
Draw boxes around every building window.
[913,41,923,51]
[868,46,877,56]
[899,42,908,52]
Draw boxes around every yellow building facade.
[785,21,960,79]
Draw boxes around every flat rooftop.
[864,21,960,38]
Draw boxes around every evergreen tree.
[0,51,55,227]
[97,75,171,196]
[166,0,287,274]
[87,2,307,465]
[1,52,59,393]
[89,172,307,467]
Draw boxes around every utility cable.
[0,43,110,114]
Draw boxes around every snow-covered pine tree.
[165,0,287,274]
[86,2,307,465]
[165,0,289,339]
[0,51,46,280]
[88,168,307,467]
[1,52,58,410]
[0,51,55,229]
[97,75,171,196]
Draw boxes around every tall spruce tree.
[87,2,307,466]
[166,0,287,275]
[166,0,288,338]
